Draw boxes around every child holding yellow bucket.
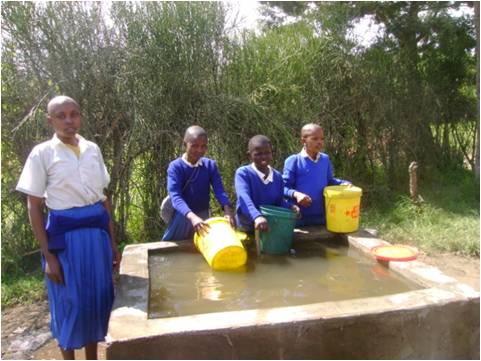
[235,135,299,233]
[283,123,351,227]
[162,126,235,241]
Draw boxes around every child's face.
[48,102,81,142]
[303,128,324,154]
[249,144,272,171]
[185,135,207,163]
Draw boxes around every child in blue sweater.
[162,126,234,241]
[235,135,298,233]
[283,124,350,226]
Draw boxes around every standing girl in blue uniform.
[235,135,299,233]
[283,123,350,226]
[16,96,121,360]
[162,125,234,241]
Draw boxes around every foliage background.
[1,1,479,278]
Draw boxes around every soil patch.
[417,252,480,291]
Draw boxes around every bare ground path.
[2,253,479,360]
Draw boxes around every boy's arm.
[210,161,235,227]
[326,158,350,185]
[275,172,293,209]
[283,155,312,207]
[282,156,297,198]
[27,195,64,284]
[167,163,193,216]
[235,168,262,222]
[210,161,231,208]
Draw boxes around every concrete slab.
[105,228,479,359]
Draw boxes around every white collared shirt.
[250,163,274,184]
[181,153,203,168]
[300,147,321,162]
[16,134,110,210]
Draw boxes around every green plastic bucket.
[259,205,297,254]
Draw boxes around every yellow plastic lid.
[372,245,418,262]
[324,185,363,199]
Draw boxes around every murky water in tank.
[149,241,421,318]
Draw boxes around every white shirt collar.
[182,153,203,167]
[300,147,321,163]
[251,163,274,184]
[52,133,87,153]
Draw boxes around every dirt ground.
[1,253,479,360]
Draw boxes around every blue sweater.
[283,152,345,223]
[235,165,290,231]
[167,157,230,217]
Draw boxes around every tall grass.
[362,167,480,256]
[1,255,46,307]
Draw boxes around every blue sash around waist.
[46,202,110,251]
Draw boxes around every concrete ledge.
[106,228,480,359]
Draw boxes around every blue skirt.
[162,209,209,241]
[43,204,114,350]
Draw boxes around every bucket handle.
[255,229,261,256]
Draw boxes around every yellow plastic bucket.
[193,217,247,271]
[324,185,363,233]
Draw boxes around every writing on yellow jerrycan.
[193,217,247,271]
[324,185,363,233]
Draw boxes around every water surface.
[149,241,421,318]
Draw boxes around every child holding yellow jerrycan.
[162,125,246,270]
[162,125,235,241]
[283,123,362,232]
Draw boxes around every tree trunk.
[475,1,480,178]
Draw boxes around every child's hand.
[254,216,269,232]
[193,220,210,237]
[291,205,301,218]
[294,191,312,207]
[44,253,64,285]
[223,205,236,229]
[188,212,211,237]
[112,244,122,271]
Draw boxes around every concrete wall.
[105,229,480,359]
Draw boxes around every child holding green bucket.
[234,135,299,234]
[283,123,350,227]
[162,125,235,241]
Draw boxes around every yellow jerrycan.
[193,217,247,270]
[324,185,363,233]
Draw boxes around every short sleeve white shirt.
[16,134,110,210]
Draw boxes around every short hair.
[47,96,80,115]
[301,123,323,138]
[248,135,271,152]
[183,125,207,143]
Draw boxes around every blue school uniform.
[16,134,114,351]
[162,156,230,241]
[43,203,113,350]
[283,150,347,226]
[235,164,290,232]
